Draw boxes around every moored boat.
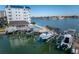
[38,31,57,42]
[56,33,74,52]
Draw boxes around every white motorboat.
[38,31,57,42]
[57,34,73,51]
[5,26,17,33]
[63,29,76,36]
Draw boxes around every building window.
[9,18,12,20]
[16,18,18,19]
[24,18,26,19]
[24,15,26,16]
[24,12,26,13]
[8,12,11,13]
[24,9,25,10]
[18,8,20,10]
[8,9,11,10]
[8,15,12,17]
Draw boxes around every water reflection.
[0,35,11,53]
[9,39,26,47]
[0,33,66,54]
[8,32,35,48]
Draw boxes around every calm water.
[0,34,66,54]
[32,18,79,32]
[0,18,79,54]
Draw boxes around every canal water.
[0,18,79,54]
[0,33,66,54]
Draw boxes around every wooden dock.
[72,38,79,54]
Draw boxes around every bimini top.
[5,5,31,9]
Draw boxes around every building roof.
[9,21,29,27]
[5,5,31,9]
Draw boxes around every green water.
[0,32,66,54]
[1,18,78,54]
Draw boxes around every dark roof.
[6,5,31,9]
[9,21,29,26]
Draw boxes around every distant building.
[5,5,31,27]
[0,11,6,18]
[0,11,7,28]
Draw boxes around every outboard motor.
[61,44,68,50]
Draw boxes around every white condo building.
[5,5,31,27]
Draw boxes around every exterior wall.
[5,6,31,24]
